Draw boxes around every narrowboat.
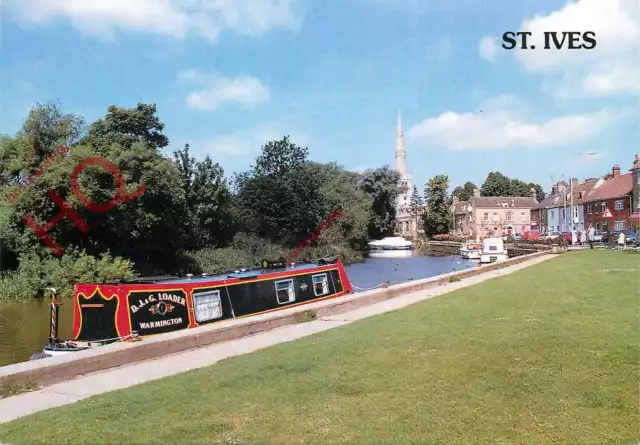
[32,256,353,359]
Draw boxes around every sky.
[2,0,638,193]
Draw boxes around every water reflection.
[0,252,474,367]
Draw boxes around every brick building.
[583,165,633,232]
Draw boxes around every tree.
[84,103,169,152]
[480,172,545,202]
[423,175,451,237]
[452,181,477,201]
[21,101,85,166]
[252,135,308,177]
[480,172,512,197]
[174,144,235,250]
[235,136,324,244]
[357,166,402,239]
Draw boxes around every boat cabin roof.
[126,262,331,285]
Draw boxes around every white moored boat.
[459,241,483,260]
[479,237,509,264]
[368,237,413,251]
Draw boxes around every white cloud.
[5,0,300,43]
[406,95,618,150]
[478,36,497,61]
[178,70,270,110]
[501,0,639,97]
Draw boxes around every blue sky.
[2,0,638,193]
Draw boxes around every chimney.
[473,188,480,198]
[572,178,578,187]
[531,187,537,200]
[612,164,620,177]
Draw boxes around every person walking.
[580,229,587,246]
[571,229,577,247]
[588,224,595,249]
[618,231,626,250]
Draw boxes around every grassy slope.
[1,251,638,444]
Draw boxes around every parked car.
[602,230,638,245]
[547,231,562,240]
[592,230,604,242]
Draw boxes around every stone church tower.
[394,112,420,237]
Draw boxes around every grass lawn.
[1,251,638,444]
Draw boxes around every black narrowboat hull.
[51,258,353,351]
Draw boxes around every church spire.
[395,111,407,175]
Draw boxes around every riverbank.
[2,250,637,444]
[0,253,475,367]
[0,252,552,425]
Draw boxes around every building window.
[312,274,329,296]
[550,210,554,218]
[521,212,526,221]
[506,211,513,221]
[587,203,592,214]
[193,290,223,323]
[573,206,578,219]
[562,208,565,219]
[601,201,606,213]
[595,222,600,230]
[614,220,625,231]
[483,212,489,222]
[492,212,498,222]
[556,225,560,231]
[614,199,624,210]
[275,279,296,305]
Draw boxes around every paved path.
[0,254,555,424]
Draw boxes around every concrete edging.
[0,251,550,389]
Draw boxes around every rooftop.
[583,173,633,202]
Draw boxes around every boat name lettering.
[130,292,186,313]
[138,318,184,329]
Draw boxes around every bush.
[0,248,135,300]
[431,234,468,242]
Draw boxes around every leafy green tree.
[452,181,477,201]
[423,175,451,237]
[173,144,235,250]
[357,166,402,239]
[83,103,169,152]
[480,172,545,201]
[480,172,513,197]
[235,136,324,244]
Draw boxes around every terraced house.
[531,178,598,233]
[583,164,634,232]
[453,189,538,238]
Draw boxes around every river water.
[0,252,475,367]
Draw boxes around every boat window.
[193,290,223,323]
[312,273,329,296]
[275,279,295,304]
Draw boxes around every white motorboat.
[367,249,413,259]
[479,237,509,264]
[368,236,413,251]
[459,241,483,260]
